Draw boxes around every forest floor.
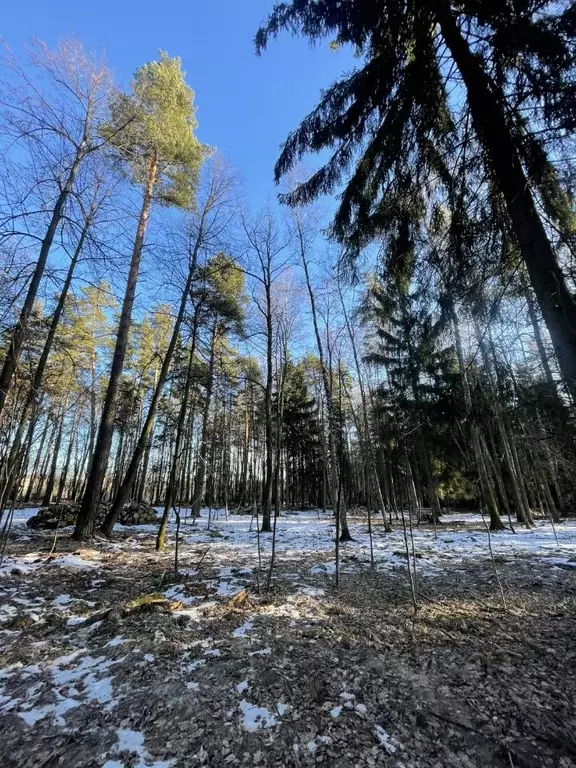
[1,508,575,768]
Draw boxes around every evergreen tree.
[256,0,576,398]
[75,53,207,538]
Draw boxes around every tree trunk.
[450,302,504,530]
[102,237,197,536]
[156,315,200,551]
[296,212,350,539]
[0,148,87,418]
[437,3,576,399]
[42,397,68,506]
[190,321,218,519]
[74,152,158,539]
[261,276,274,533]
[0,214,91,513]
[56,399,81,503]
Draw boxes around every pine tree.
[74,53,207,538]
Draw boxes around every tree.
[256,1,576,398]
[240,212,291,532]
[0,39,112,418]
[74,52,207,539]
[103,159,238,536]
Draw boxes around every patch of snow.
[307,735,332,754]
[238,699,278,731]
[249,647,271,657]
[375,724,400,754]
[297,586,326,597]
[66,617,87,626]
[10,507,39,526]
[19,695,78,726]
[232,618,253,638]
[236,680,249,693]
[52,594,72,607]
[339,691,355,701]
[330,705,342,718]
[106,636,125,647]
[107,728,173,768]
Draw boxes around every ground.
[1,507,575,768]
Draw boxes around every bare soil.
[1,521,575,768]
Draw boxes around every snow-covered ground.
[174,508,576,576]
[1,507,575,767]
[2,507,575,579]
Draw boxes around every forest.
[1,2,575,767]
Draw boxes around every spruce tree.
[256,1,576,398]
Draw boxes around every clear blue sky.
[3,0,353,208]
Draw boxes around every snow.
[307,734,332,753]
[52,594,72,607]
[0,650,124,727]
[238,699,279,731]
[339,691,355,701]
[162,584,202,606]
[0,505,574,763]
[19,695,78,726]
[375,724,400,754]
[106,728,173,768]
[232,618,254,638]
[297,586,326,597]
[0,550,98,577]
[4,507,574,589]
[10,507,40,526]
[249,647,271,656]
[106,636,126,647]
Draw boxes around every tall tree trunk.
[338,279,391,531]
[450,302,504,530]
[296,211,351,540]
[261,275,274,533]
[190,321,218,519]
[0,215,91,514]
[42,396,69,506]
[34,419,59,501]
[24,416,50,503]
[156,316,200,550]
[102,240,197,536]
[0,148,87,418]
[74,152,158,539]
[56,399,81,503]
[437,4,576,399]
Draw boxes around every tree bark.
[102,240,198,536]
[190,321,218,519]
[450,301,505,530]
[437,3,576,399]
[156,313,200,550]
[74,152,158,539]
[0,147,87,418]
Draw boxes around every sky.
[3,0,354,209]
